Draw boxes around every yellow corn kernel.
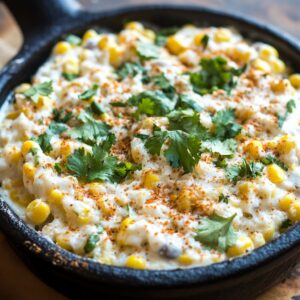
[289,74,300,89]
[263,140,277,151]
[6,111,21,120]
[166,35,186,55]
[178,254,193,265]
[26,199,50,225]
[82,29,98,42]
[235,107,254,121]
[23,163,36,181]
[244,140,263,159]
[54,41,71,55]
[60,143,71,158]
[97,197,114,217]
[98,35,110,50]
[252,58,271,72]
[142,171,159,189]
[49,189,64,205]
[193,32,205,46]
[270,58,286,74]
[238,182,253,197]
[143,29,155,41]
[56,234,72,251]
[119,217,134,232]
[15,83,31,94]
[214,28,231,42]
[117,217,135,246]
[267,164,286,184]
[22,140,36,156]
[263,224,275,242]
[270,79,286,93]
[63,58,79,75]
[229,47,252,63]
[125,21,144,31]
[259,44,279,60]
[125,255,146,269]
[108,45,123,67]
[289,200,300,222]
[277,135,296,154]
[140,117,154,130]
[77,207,91,225]
[279,194,296,211]
[36,96,53,110]
[8,149,21,164]
[227,236,254,257]
[176,187,196,212]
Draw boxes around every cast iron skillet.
[1,1,300,299]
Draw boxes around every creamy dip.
[1,22,300,270]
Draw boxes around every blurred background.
[0,0,300,299]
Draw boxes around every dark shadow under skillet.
[1,1,300,299]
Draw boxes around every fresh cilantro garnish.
[261,155,288,171]
[145,129,201,172]
[69,112,111,145]
[78,84,98,101]
[128,91,176,119]
[152,74,176,99]
[201,139,237,156]
[200,34,209,49]
[195,213,237,252]
[212,109,242,140]
[65,34,82,45]
[116,62,149,83]
[62,73,79,81]
[279,219,292,233]
[90,101,105,115]
[110,102,128,107]
[36,123,68,153]
[219,193,229,203]
[84,234,100,253]
[54,162,63,175]
[226,159,264,184]
[114,161,141,182]
[53,108,74,123]
[154,27,179,46]
[134,133,149,140]
[126,204,135,217]
[136,42,159,60]
[278,99,296,128]
[176,94,202,112]
[23,81,53,102]
[190,56,246,95]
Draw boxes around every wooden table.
[0,0,300,298]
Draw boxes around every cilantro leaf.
[53,108,74,123]
[155,27,178,46]
[201,139,237,156]
[200,34,209,49]
[23,81,53,102]
[190,56,245,95]
[136,42,159,60]
[195,213,237,252]
[226,159,264,183]
[176,94,202,112]
[65,34,82,46]
[278,99,296,128]
[128,91,176,119]
[113,161,141,182]
[261,154,288,171]
[84,234,100,253]
[219,193,229,203]
[152,74,176,99]
[212,109,242,140]
[54,163,62,175]
[90,101,105,115]
[62,73,79,81]
[279,219,292,233]
[78,84,98,100]
[116,62,149,83]
[144,129,168,155]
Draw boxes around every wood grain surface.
[0,0,300,299]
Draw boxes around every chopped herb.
[214,158,228,168]
[110,101,128,107]
[84,234,100,253]
[201,139,237,156]
[278,99,296,128]
[65,34,82,45]
[62,73,78,81]
[78,84,98,100]
[279,219,292,233]
[113,161,140,182]
[126,204,135,217]
[190,56,246,95]
[261,155,288,171]
[226,159,264,184]
[195,213,237,252]
[91,101,105,115]
[201,34,209,49]
[219,193,229,203]
[54,163,63,175]
[53,108,74,123]
[176,94,202,112]
[135,133,149,140]
[152,74,176,99]
[116,62,149,83]
[23,81,53,102]
[155,27,179,46]
[136,42,159,60]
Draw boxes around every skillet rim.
[1,3,300,288]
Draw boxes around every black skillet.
[1,1,300,299]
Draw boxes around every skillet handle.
[3,0,79,43]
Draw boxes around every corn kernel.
[270,58,286,74]
[54,41,71,55]
[270,79,286,93]
[214,28,231,42]
[82,29,98,42]
[8,149,21,164]
[228,47,251,63]
[22,140,36,156]
[166,35,186,55]
[63,58,79,75]
[125,22,144,31]
[176,187,196,212]
[263,224,275,242]
[289,74,300,88]
[56,234,72,251]
[235,106,254,121]
[23,163,36,181]
[77,207,91,225]
[252,59,271,72]
[125,255,146,269]
[263,140,277,151]
[26,199,50,225]
[98,35,110,50]
[277,135,296,154]
[60,142,71,158]
[15,83,31,94]
[142,171,159,189]
[244,140,263,159]
[227,236,254,257]
[178,254,193,265]
[238,182,253,197]
[259,44,278,60]
[119,217,134,232]
[140,117,154,130]
[49,189,64,205]
[193,32,205,46]
[36,96,53,110]
[267,164,285,184]
[108,45,123,67]
[288,200,300,222]
[97,197,114,217]
[279,194,296,211]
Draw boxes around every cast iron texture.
[1,1,300,299]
